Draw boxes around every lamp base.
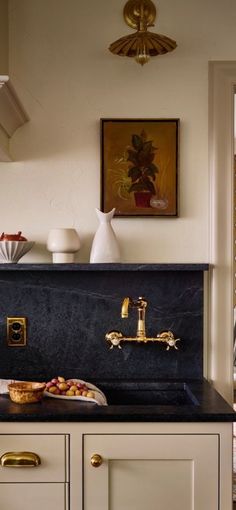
[52,253,75,263]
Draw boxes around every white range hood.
[0,75,28,161]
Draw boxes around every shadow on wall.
[10,118,98,163]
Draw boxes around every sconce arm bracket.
[123,0,156,30]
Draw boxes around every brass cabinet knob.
[90,453,103,467]
[0,451,41,467]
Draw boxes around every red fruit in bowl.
[0,231,27,241]
[46,381,54,389]
[66,380,74,387]
[51,378,58,384]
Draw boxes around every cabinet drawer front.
[84,434,219,510]
[0,483,68,510]
[0,434,68,482]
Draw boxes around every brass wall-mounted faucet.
[106,296,180,350]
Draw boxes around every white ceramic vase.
[90,208,121,263]
[47,228,81,263]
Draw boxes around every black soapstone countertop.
[0,379,234,422]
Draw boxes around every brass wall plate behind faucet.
[7,317,27,347]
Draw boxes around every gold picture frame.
[101,118,179,217]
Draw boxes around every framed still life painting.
[101,118,179,217]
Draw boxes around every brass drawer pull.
[91,453,103,467]
[0,451,41,467]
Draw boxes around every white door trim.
[208,61,235,403]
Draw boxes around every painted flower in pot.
[127,131,159,207]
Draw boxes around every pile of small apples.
[45,376,95,399]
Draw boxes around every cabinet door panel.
[84,434,219,510]
[0,483,68,510]
[109,459,192,510]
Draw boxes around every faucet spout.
[121,297,130,318]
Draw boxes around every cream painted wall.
[1,0,236,263]
[0,0,8,74]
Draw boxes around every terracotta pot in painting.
[134,191,153,208]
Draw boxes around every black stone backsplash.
[0,264,208,382]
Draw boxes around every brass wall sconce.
[109,0,177,66]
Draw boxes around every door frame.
[208,61,236,403]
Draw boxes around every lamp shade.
[109,30,177,59]
[47,228,81,263]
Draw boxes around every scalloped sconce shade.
[109,0,177,66]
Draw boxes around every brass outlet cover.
[7,317,27,347]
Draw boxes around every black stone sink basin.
[100,382,200,406]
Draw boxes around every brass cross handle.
[91,453,103,468]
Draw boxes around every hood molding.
[0,75,28,161]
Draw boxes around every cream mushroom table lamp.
[47,228,81,263]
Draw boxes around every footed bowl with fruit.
[45,377,107,405]
[0,232,34,263]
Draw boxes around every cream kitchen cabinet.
[0,422,232,510]
[81,422,232,510]
[0,433,69,510]
[84,433,219,510]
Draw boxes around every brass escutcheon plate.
[123,0,157,30]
